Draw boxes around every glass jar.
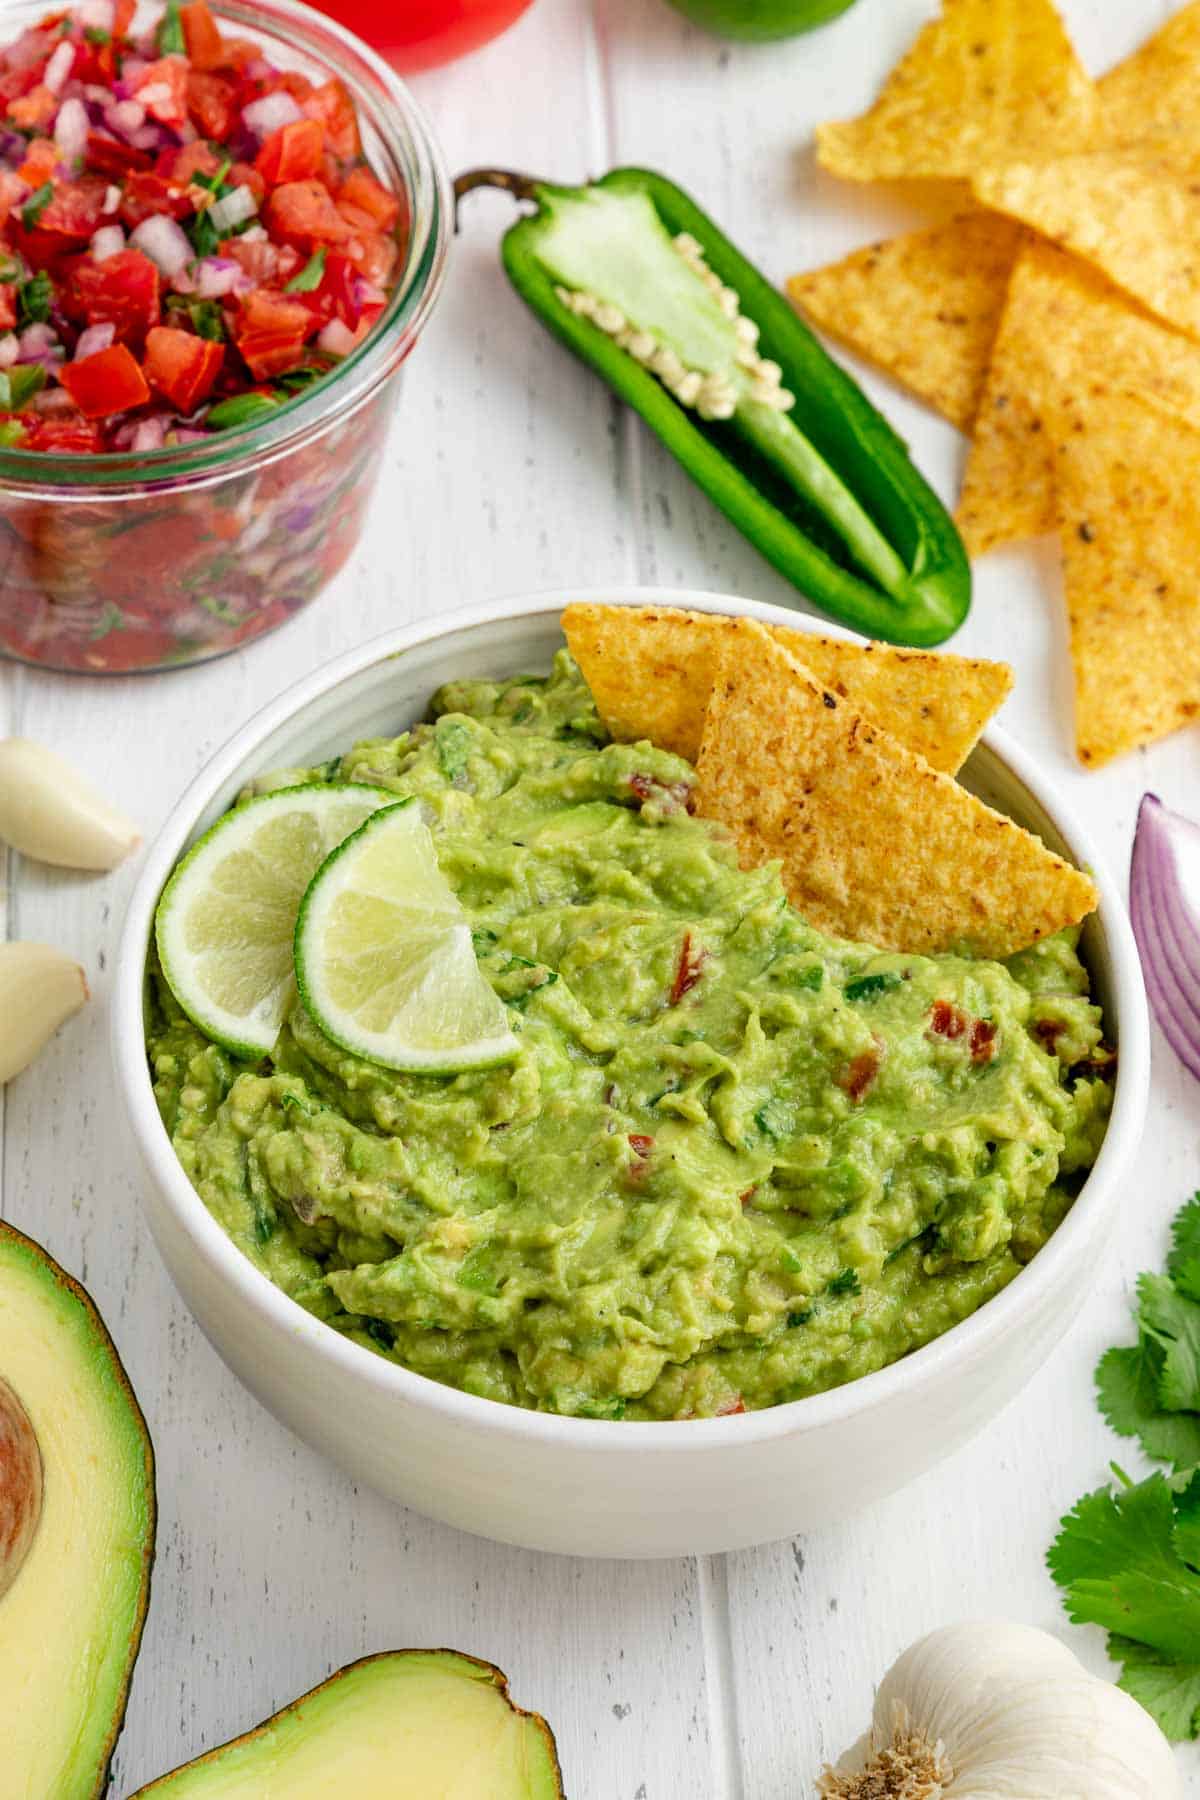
[0,0,452,674]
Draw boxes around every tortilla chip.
[786,213,1023,432]
[973,146,1200,341]
[562,603,1012,775]
[693,620,1096,958]
[1053,391,1200,766]
[957,240,1200,555]
[1098,2,1200,146]
[815,0,1098,183]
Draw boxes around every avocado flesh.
[0,1222,155,1800]
[130,1650,564,1799]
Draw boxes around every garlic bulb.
[819,1620,1181,1800]
[0,738,140,871]
[0,943,89,1085]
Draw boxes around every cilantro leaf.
[284,247,326,293]
[17,271,53,327]
[1109,1637,1200,1742]
[1049,1471,1200,1665]
[1169,1193,1200,1302]
[1097,1341,1200,1470]
[1174,1469,1200,1572]
[1138,1271,1200,1412]
[157,0,185,53]
[21,182,53,231]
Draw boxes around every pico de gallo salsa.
[0,0,407,452]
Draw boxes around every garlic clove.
[0,738,141,872]
[0,943,89,1084]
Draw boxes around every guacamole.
[147,653,1114,1421]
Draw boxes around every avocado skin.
[128,1649,565,1798]
[0,1220,156,1800]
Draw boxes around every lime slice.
[294,801,519,1074]
[155,784,399,1057]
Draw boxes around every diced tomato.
[266,178,351,246]
[119,170,193,227]
[22,415,102,452]
[302,78,360,160]
[342,229,398,289]
[337,167,401,233]
[228,160,266,203]
[0,284,15,330]
[144,326,224,411]
[207,33,258,70]
[17,137,58,187]
[0,170,25,227]
[59,343,151,418]
[112,0,136,33]
[239,288,314,338]
[337,200,377,236]
[181,0,225,71]
[160,141,221,186]
[70,33,116,86]
[715,1396,747,1417]
[219,234,280,285]
[186,68,235,140]
[86,131,153,177]
[306,249,359,326]
[62,249,161,342]
[255,118,325,188]
[131,56,189,129]
[8,82,57,129]
[236,328,308,379]
[16,177,112,266]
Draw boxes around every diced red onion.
[91,223,125,260]
[104,98,145,140]
[194,256,247,298]
[241,92,302,140]
[171,427,208,443]
[1131,793,1200,1080]
[131,415,168,452]
[239,224,268,243]
[0,334,18,370]
[43,39,75,96]
[130,214,193,277]
[169,265,197,294]
[17,323,55,360]
[130,123,168,152]
[356,280,387,308]
[54,95,89,163]
[31,386,75,414]
[120,55,148,86]
[101,184,121,213]
[208,184,257,234]
[79,0,115,29]
[318,318,358,357]
[75,323,115,360]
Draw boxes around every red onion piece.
[318,317,358,357]
[74,322,115,360]
[54,95,89,164]
[241,92,302,139]
[79,0,115,28]
[43,39,75,96]
[194,256,247,299]
[0,334,17,370]
[17,322,55,360]
[104,98,145,140]
[208,184,257,234]
[130,415,168,452]
[1130,792,1200,1080]
[129,213,193,277]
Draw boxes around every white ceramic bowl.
[114,588,1149,1558]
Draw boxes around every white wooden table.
[2,1,1197,1792]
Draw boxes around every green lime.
[155,783,398,1058]
[294,801,518,1074]
[664,0,859,41]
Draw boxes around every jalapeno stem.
[454,168,542,228]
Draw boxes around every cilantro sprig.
[1050,1193,1200,1741]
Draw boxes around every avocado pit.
[0,1375,42,1600]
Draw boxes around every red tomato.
[237,329,308,379]
[229,160,266,203]
[62,250,161,342]
[301,79,360,161]
[186,68,235,139]
[160,141,221,185]
[131,56,189,129]
[7,82,57,129]
[314,0,536,72]
[22,417,103,452]
[266,179,351,245]
[112,0,136,34]
[255,118,325,187]
[0,171,24,227]
[337,167,401,233]
[85,623,178,670]
[144,327,224,411]
[59,344,151,419]
[119,170,193,227]
[0,283,15,330]
[16,137,59,187]
[219,235,279,285]
[86,131,153,177]
[239,288,314,338]
[181,0,225,71]
[342,229,398,288]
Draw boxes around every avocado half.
[130,1650,564,1798]
[0,1220,156,1799]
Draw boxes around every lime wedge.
[155,784,399,1057]
[294,801,519,1074]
